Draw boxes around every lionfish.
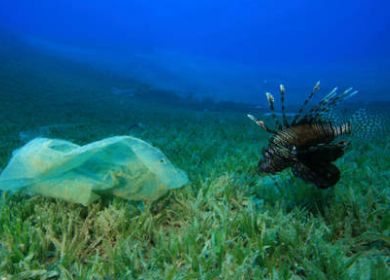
[248,82,357,188]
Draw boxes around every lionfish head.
[248,82,357,188]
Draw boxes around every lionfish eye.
[292,145,297,152]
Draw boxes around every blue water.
[0,0,389,103]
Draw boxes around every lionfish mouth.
[248,82,357,189]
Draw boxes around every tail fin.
[325,108,388,140]
[350,108,388,140]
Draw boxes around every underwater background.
[0,0,389,279]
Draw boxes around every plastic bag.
[0,136,189,205]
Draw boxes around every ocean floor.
[0,91,389,279]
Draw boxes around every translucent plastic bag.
[0,136,189,205]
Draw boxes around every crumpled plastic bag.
[0,136,189,205]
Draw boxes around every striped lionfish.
[248,82,357,188]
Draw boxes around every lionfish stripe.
[336,126,341,135]
[340,87,353,97]
[292,81,320,125]
[333,122,352,136]
[265,92,282,129]
[323,87,338,101]
[247,114,258,124]
[247,114,276,133]
[316,89,357,119]
[307,88,355,122]
[329,88,355,105]
[341,89,358,100]
[341,124,347,134]
[279,84,290,127]
[310,87,338,113]
[266,92,275,110]
[292,86,340,123]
